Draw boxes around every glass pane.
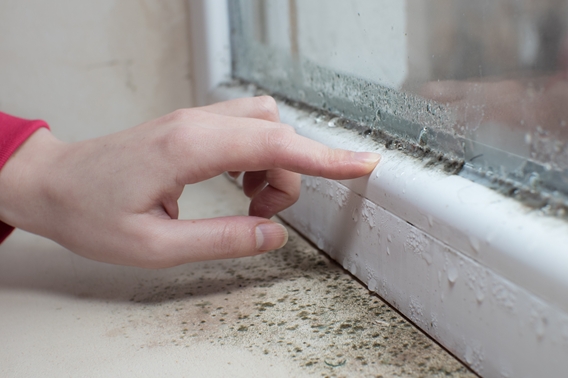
[229,0,568,216]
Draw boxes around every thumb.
[142,216,289,268]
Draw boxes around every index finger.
[178,119,381,183]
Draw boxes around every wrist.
[0,128,65,234]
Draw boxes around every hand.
[0,97,380,268]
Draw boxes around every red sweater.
[0,112,50,243]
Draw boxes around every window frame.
[189,1,568,376]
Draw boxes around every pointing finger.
[175,123,381,183]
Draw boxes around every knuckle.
[280,123,296,133]
[287,180,301,203]
[212,223,238,256]
[212,223,254,259]
[270,171,301,203]
[311,148,339,177]
[158,109,203,156]
[253,95,280,122]
[326,147,343,164]
[158,124,194,163]
[264,128,295,156]
[275,186,301,211]
[166,108,196,123]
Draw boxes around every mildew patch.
[118,226,474,378]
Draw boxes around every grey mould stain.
[121,227,474,378]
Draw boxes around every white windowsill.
[189,0,568,375]
[211,85,568,378]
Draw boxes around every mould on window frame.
[221,79,568,219]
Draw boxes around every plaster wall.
[0,0,193,142]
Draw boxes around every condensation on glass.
[229,0,568,214]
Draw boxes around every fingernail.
[354,152,381,165]
[255,223,289,252]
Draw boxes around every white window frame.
[189,1,568,377]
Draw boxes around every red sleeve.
[0,112,50,243]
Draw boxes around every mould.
[223,78,568,220]
[122,225,475,377]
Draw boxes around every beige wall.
[0,0,193,142]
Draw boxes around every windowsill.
[4,176,475,377]
[211,84,568,378]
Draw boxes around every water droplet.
[465,346,473,364]
[447,266,458,284]
[317,237,324,250]
[486,229,498,243]
[535,316,547,339]
[327,117,339,128]
[375,109,382,122]
[387,234,392,243]
[418,127,428,146]
[386,247,390,255]
[368,278,378,291]
[427,215,434,227]
[561,120,567,127]
[423,252,433,265]
[349,263,357,275]
[528,172,540,189]
[500,369,511,378]
[351,208,359,222]
[554,141,563,153]
[524,133,532,145]
[469,236,480,253]
[476,290,485,303]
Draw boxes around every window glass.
[230,0,568,215]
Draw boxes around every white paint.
[211,85,568,377]
[197,6,568,375]
[188,0,231,106]
[282,176,568,378]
